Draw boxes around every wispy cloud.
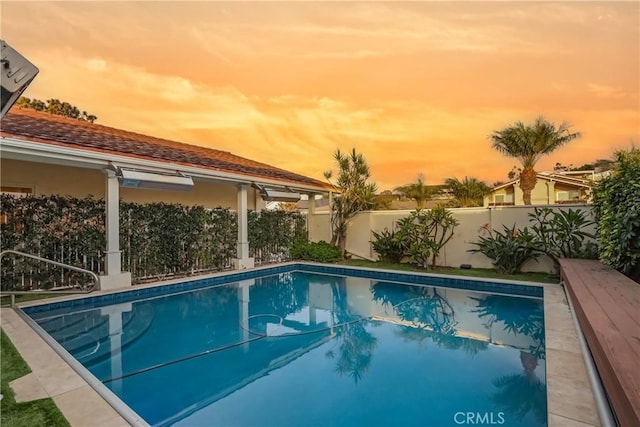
[587,83,628,99]
[3,1,636,190]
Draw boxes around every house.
[296,197,331,213]
[484,170,594,207]
[0,107,331,288]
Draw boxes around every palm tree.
[470,294,545,359]
[491,356,547,424]
[490,116,581,205]
[445,176,491,207]
[394,174,432,208]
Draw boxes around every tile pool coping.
[20,262,543,319]
[1,262,602,427]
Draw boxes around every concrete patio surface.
[1,308,130,427]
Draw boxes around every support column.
[233,184,254,270]
[328,191,334,241]
[254,187,266,212]
[308,281,317,326]
[100,303,132,394]
[513,183,524,206]
[100,169,131,290]
[547,181,556,204]
[306,194,316,241]
[105,169,121,275]
[238,279,253,352]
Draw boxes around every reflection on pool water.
[28,271,547,427]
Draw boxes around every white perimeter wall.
[308,205,595,273]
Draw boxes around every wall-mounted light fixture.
[252,183,301,202]
[111,165,194,192]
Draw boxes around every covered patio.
[0,108,332,290]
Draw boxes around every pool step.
[72,303,155,366]
[40,310,107,336]
[48,313,110,348]
[37,303,154,366]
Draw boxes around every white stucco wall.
[309,205,595,274]
[1,159,263,210]
[308,212,332,242]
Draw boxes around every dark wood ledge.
[560,259,640,427]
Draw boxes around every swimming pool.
[22,264,547,427]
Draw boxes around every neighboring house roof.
[0,108,331,191]
[490,171,592,192]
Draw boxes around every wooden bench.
[559,259,640,427]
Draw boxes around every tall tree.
[16,96,46,111]
[16,97,32,109]
[324,148,377,252]
[15,96,97,123]
[592,148,640,282]
[81,111,98,124]
[46,98,81,119]
[445,176,491,207]
[571,158,615,172]
[507,166,522,180]
[490,116,580,205]
[394,174,432,208]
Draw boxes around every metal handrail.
[0,250,99,305]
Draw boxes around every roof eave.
[490,173,592,192]
[0,136,331,194]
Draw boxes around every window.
[1,186,33,197]
[556,190,580,201]
[494,194,513,203]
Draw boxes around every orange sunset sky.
[2,1,638,191]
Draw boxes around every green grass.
[0,293,67,308]
[1,330,70,427]
[339,259,559,284]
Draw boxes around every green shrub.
[395,207,458,269]
[592,148,640,281]
[469,225,539,274]
[248,209,307,262]
[371,229,404,263]
[395,213,431,269]
[470,207,597,275]
[0,194,308,288]
[528,207,596,268]
[290,241,342,263]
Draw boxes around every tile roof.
[0,108,330,190]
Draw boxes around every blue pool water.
[25,268,547,427]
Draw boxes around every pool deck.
[543,283,602,426]
[0,267,602,427]
[560,259,639,426]
[1,308,130,427]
